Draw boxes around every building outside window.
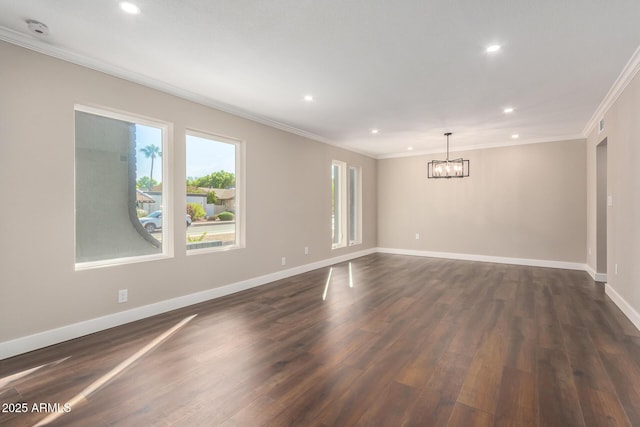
[75,106,170,268]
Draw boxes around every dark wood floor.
[2,254,640,426]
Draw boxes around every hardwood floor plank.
[496,310,537,374]
[599,350,640,425]
[575,386,632,427]
[394,305,457,388]
[446,299,504,357]
[455,357,504,416]
[456,324,510,415]
[222,395,286,427]
[314,336,419,426]
[514,280,536,319]
[537,347,586,427]
[493,366,538,427]
[535,284,565,351]
[264,364,363,427]
[353,380,420,426]
[552,275,587,328]
[402,351,472,427]
[446,402,493,427]
[581,303,629,355]
[562,325,615,393]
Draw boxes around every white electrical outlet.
[615,264,619,275]
[415,233,420,240]
[281,257,286,266]
[588,247,592,255]
[118,289,128,303]
[304,247,309,255]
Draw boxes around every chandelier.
[427,132,469,179]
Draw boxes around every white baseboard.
[3,246,633,360]
[605,283,640,332]
[376,247,587,271]
[0,248,376,360]
[585,264,608,282]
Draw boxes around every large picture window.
[186,131,241,252]
[75,106,169,267]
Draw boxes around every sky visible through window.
[135,124,162,183]
[186,134,235,179]
[134,126,236,183]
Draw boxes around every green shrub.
[187,232,207,242]
[136,209,148,218]
[216,211,235,221]
[187,203,206,220]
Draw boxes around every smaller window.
[332,160,347,249]
[186,131,242,252]
[348,166,362,245]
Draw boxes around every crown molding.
[583,44,640,137]
[375,134,585,160]
[0,26,357,153]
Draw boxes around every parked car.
[139,211,192,232]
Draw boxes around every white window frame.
[74,104,173,270]
[186,129,245,255]
[348,165,363,246]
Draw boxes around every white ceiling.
[1,0,639,158]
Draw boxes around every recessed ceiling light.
[303,95,314,102]
[407,146,414,151]
[371,129,379,134]
[503,107,514,113]
[512,134,519,139]
[120,2,141,14]
[486,44,501,53]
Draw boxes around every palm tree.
[140,145,162,190]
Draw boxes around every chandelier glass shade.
[427,132,469,179]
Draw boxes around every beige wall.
[586,69,640,318]
[0,41,377,343]
[378,139,587,263]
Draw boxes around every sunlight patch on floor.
[33,314,197,426]
[0,357,70,389]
